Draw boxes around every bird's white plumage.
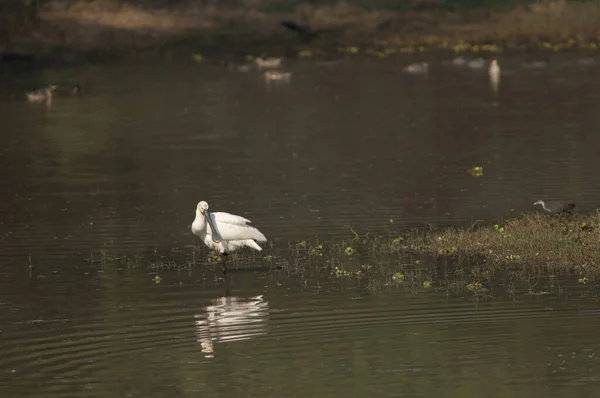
[206,212,266,242]
[488,59,501,93]
[192,201,267,255]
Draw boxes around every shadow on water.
[2,54,600,396]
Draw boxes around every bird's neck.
[194,211,206,227]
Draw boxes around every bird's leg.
[221,252,229,275]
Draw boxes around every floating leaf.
[393,272,405,282]
[298,49,312,58]
[468,166,484,177]
[337,46,359,54]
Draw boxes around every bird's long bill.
[205,210,223,243]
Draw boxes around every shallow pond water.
[1,54,600,397]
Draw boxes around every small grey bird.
[533,200,575,214]
[403,62,429,74]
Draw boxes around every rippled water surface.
[2,54,600,397]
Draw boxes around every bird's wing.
[209,212,267,242]
[212,212,252,226]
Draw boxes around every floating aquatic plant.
[298,49,312,58]
[207,253,221,263]
[468,166,484,177]
[365,48,387,58]
[309,243,324,256]
[153,275,162,284]
[345,247,354,256]
[466,281,482,291]
[579,42,598,50]
[393,272,405,282]
[453,40,471,53]
[337,46,359,54]
[335,267,363,278]
[391,237,404,247]
[191,54,204,62]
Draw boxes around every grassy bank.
[407,213,600,274]
[90,212,600,297]
[3,0,600,63]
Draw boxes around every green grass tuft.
[406,213,600,273]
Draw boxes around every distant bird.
[489,59,500,75]
[255,55,284,69]
[264,70,291,81]
[280,20,319,43]
[71,84,82,96]
[533,200,576,214]
[221,60,254,72]
[522,59,549,69]
[488,59,500,93]
[191,201,267,275]
[467,58,486,69]
[403,62,428,74]
[26,85,57,102]
[452,56,468,66]
[578,57,595,66]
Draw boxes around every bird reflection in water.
[194,295,269,358]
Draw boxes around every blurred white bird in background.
[489,59,501,94]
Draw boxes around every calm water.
[1,54,600,397]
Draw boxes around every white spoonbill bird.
[191,201,267,274]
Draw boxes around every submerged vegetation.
[4,0,600,61]
[91,212,600,298]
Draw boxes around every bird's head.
[533,200,544,206]
[197,201,209,215]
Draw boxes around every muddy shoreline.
[2,0,600,67]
